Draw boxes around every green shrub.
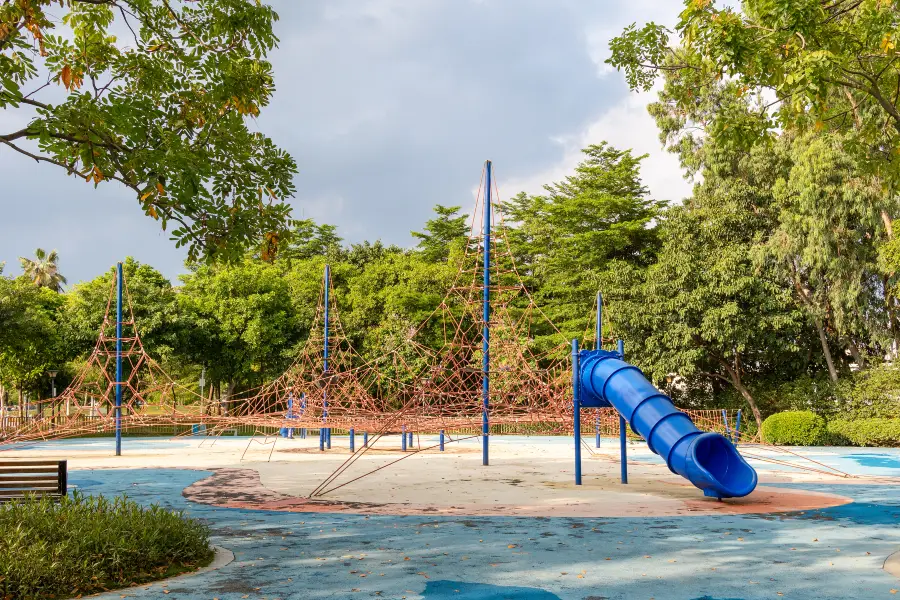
[0,491,212,600]
[761,410,828,445]
[841,364,900,419]
[826,418,900,447]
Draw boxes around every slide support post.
[363,431,368,448]
[402,425,407,451]
[573,339,581,485]
[350,428,355,452]
[440,430,445,451]
[734,410,742,445]
[617,339,627,484]
[596,416,601,448]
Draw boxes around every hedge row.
[0,492,213,599]
[826,418,900,447]
[761,410,900,447]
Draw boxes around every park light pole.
[199,366,206,415]
[47,370,58,425]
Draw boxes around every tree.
[18,248,67,291]
[278,219,344,263]
[0,277,66,413]
[60,257,180,362]
[411,205,470,263]
[761,132,887,379]
[504,144,665,343]
[0,0,296,262]
[178,260,299,410]
[603,144,803,429]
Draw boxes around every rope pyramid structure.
[229,267,395,434]
[0,268,204,443]
[378,162,572,436]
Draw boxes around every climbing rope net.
[0,164,848,485]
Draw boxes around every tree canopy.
[0,0,296,262]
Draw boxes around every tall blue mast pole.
[323,264,330,447]
[115,262,123,456]
[595,292,602,350]
[482,160,492,467]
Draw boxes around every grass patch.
[0,491,213,600]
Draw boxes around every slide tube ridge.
[579,352,757,499]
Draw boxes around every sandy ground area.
[3,435,899,599]
[0,433,871,517]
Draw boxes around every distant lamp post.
[199,366,206,415]
[47,370,58,424]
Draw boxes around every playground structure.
[0,160,789,499]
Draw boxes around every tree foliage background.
[3,0,900,428]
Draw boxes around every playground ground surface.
[2,434,899,599]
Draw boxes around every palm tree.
[19,248,67,292]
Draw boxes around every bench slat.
[0,467,59,474]
[0,478,60,486]
[0,460,63,467]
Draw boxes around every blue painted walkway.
[71,466,900,600]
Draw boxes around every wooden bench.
[0,460,68,502]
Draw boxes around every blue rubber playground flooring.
[71,462,900,600]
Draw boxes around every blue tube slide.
[579,350,757,499]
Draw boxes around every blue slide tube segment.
[578,350,757,499]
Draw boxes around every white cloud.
[500,89,693,207]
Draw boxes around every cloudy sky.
[0,0,691,285]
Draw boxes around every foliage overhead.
[0,0,297,262]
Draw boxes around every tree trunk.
[813,316,839,382]
[222,381,235,416]
[846,339,867,370]
[719,359,763,432]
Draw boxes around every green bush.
[826,418,900,447]
[0,491,213,600]
[761,410,828,445]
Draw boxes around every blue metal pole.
[722,409,730,441]
[734,409,742,445]
[350,428,355,452]
[115,262,123,456]
[617,339,627,484]
[440,430,445,451]
[482,160,492,466]
[363,431,368,448]
[596,416,601,448]
[595,292,603,350]
[300,393,306,439]
[319,427,324,451]
[323,265,330,444]
[326,427,331,449]
[573,339,581,485]
[402,425,407,451]
[407,430,413,448]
